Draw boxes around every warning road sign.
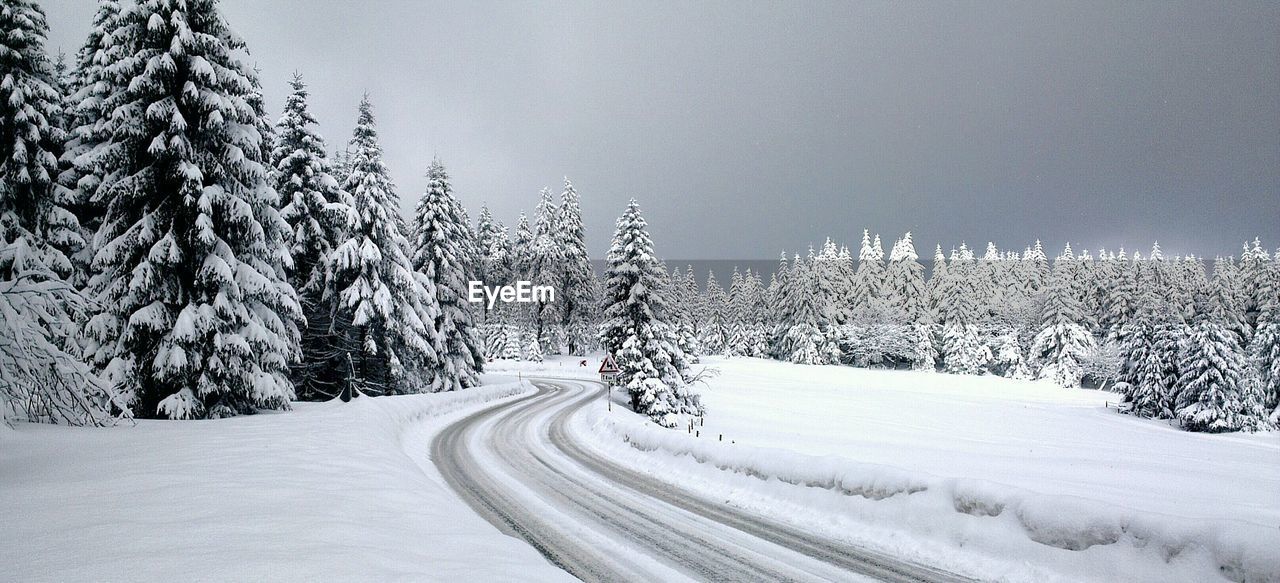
[598,353,620,373]
[599,354,620,383]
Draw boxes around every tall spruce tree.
[473,204,511,326]
[1118,281,1183,418]
[1209,257,1250,349]
[811,239,844,326]
[781,252,839,365]
[411,159,483,392]
[934,247,968,328]
[976,242,1004,323]
[0,0,127,425]
[1031,254,1096,387]
[700,270,729,355]
[49,49,69,124]
[1117,302,1159,416]
[667,266,702,362]
[474,205,509,284]
[476,197,514,362]
[598,200,700,426]
[332,96,438,395]
[508,210,534,334]
[1026,240,1049,293]
[683,266,706,359]
[555,178,596,355]
[511,211,532,278]
[1,0,79,279]
[59,0,124,285]
[1102,250,1139,341]
[1247,262,1280,418]
[886,232,927,324]
[1239,238,1270,331]
[82,0,301,419]
[473,204,514,357]
[937,246,989,374]
[850,230,884,318]
[1175,290,1269,432]
[927,244,948,321]
[528,187,562,347]
[768,252,792,356]
[271,73,355,399]
[725,268,747,356]
[742,269,770,357]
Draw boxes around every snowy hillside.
[0,378,574,583]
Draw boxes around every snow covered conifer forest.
[0,0,493,421]
[688,235,1280,433]
[1,0,1277,434]
[3,2,1279,582]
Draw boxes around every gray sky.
[45,1,1279,259]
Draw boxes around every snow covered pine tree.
[1175,289,1270,432]
[1,0,124,425]
[1032,250,1096,387]
[58,0,123,287]
[81,0,302,419]
[271,73,355,400]
[700,270,728,355]
[554,178,597,356]
[0,0,80,282]
[411,159,483,392]
[1249,260,1280,420]
[528,187,563,349]
[331,96,440,395]
[598,200,702,426]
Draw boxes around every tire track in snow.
[432,378,973,582]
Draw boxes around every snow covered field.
[690,357,1280,525]
[0,377,573,583]
[557,355,1280,582]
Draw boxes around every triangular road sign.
[598,353,620,374]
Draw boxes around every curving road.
[431,378,973,583]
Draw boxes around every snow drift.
[577,411,1279,582]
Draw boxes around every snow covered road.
[431,378,970,583]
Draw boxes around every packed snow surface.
[0,377,574,583]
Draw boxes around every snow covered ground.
[0,377,574,583]
[484,357,604,380]
[5,356,1276,582]
[548,355,1280,582]
[689,357,1280,526]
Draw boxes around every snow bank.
[0,379,573,583]
[687,358,1280,527]
[580,413,1278,582]
[568,357,1280,582]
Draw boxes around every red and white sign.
[598,354,620,374]
[598,354,620,383]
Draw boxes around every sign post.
[598,354,621,411]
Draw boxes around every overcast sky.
[45,1,1279,259]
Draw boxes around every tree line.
[662,234,1278,433]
